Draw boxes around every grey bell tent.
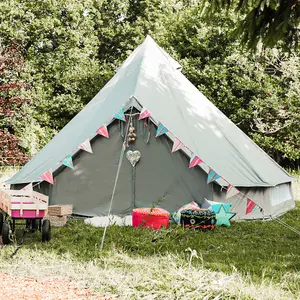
[7,36,295,220]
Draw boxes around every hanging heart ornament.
[126,150,141,167]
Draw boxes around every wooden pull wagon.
[0,189,51,244]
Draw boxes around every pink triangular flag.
[22,183,33,192]
[189,154,203,168]
[79,139,93,153]
[96,125,109,138]
[225,184,240,199]
[40,170,54,185]
[172,138,184,153]
[139,108,151,120]
[246,198,257,215]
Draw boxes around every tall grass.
[13,202,300,287]
[1,247,299,299]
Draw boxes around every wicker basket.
[48,205,73,216]
[44,215,67,227]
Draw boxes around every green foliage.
[0,0,299,167]
[0,42,29,165]
[201,0,300,50]
[19,202,300,284]
[285,168,300,178]
[0,0,102,131]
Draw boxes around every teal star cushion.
[208,203,235,227]
[214,205,236,227]
[209,203,232,214]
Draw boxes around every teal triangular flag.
[207,169,220,184]
[114,109,125,121]
[156,123,168,137]
[62,154,74,169]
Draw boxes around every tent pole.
[100,106,133,252]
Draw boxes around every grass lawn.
[1,202,299,298]
[17,202,300,283]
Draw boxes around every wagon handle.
[36,193,39,217]
[20,194,23,217]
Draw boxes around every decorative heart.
[126,150,141,167]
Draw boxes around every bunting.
[246,199,258,215]
[189,154,203,168]
[79,139,93,153]
[253,204,260,212]
[97,125,109,138]
[114,109,126,121]
[40,170,54,185]
[25,104,264,216]
[225,184,240,199]
[138,108,151,120]
[172,138,184,153]
[62,154,74,169]
[155,123,168,137]
[22,182,33,193]
[207,169,221,184]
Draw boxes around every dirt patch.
[0,273,112,300]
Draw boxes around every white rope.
[147,80,300,235]
[220,186,300,236]
[100,106,133,251]
[271,216,300,236]
[221,185,300,235]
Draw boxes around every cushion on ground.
[171,201,200,224]
[132,208,169,230]
[180,208,216,231]
[202,199,235,227]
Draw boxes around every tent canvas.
[7,36,295,220]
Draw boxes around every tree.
[201,0,300,50]
[249,51,300,164]
[0,0,103,131]
[0,42,29,166]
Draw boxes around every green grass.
[17,202,300,286]
[3,247,297,299]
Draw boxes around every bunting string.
[138,107,151,120]
[16,103,300,236]
[21,100,132,189]
[143,108,263,216]
[62,154,74,169]
[172,138,184,153]
[148,85,264,215]
[19,102,284,219]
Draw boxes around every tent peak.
[144,34,154,41]
[115,35,182,76]
[141,35,182,71]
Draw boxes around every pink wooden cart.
[0,189,51,244]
